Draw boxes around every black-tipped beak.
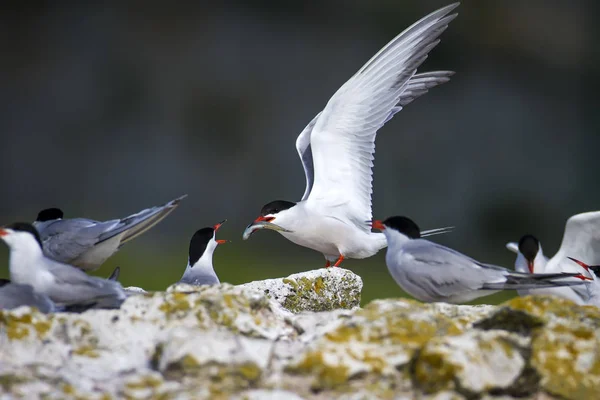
[213,219,227,231]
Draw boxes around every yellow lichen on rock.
[503,295,600,399]
[72,345,100,358]
[286,351,351,390]
[0,308,53,341]
[414,330,526,394]
[287,298,466,391]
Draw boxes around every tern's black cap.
[260,200,296,216]
[36,208,64,222]
[518,235,539,262]
[383,216,421,239]
[189,227,215,266]
[3,222,43,248]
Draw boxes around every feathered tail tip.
[567,257,596,280]
[421,226,454,237]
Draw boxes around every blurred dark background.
[0,1,597,305]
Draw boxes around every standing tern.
[0,283,56,313]
[506,211,600,304]
[243,3,459,267]
[372,216,591,304]
[0,223,126,309]
[179,220,227,286]
[33,194,187,271]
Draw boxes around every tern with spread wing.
[0,223,126,309]
[372,216,591,304]
[179,220,227,286]
[506,211,600,304]
[243,4,458,267]
[33,194,187,271]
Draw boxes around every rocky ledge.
[0,268,599,399]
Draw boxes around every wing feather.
[305,4,458,228]
[537,211,600,281]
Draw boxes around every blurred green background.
[0,1,596,306]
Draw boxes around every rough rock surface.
[0,267,598,399]
[241,268,363,313]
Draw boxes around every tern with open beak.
[243,3,458,268]
[179,220,228,286]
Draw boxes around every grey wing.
[38,218,112,263]
[38,195,187,263]
[97,194,188,245]
[296,71,453,201]
[399,240,506,300]
[46,261,125,306]
[0,284,55,313]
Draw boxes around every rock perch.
[0,268,599,399]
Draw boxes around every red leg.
[333,255,345,267]
[324,260,331,268]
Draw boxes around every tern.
[506,211,600,304]
[0,283,56,313]
[33,194,187,271]
[372,216,591,304]
[0,223,127,309]
[243,3,459,267]
[179,220,227,286]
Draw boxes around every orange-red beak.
[253,215,275,224]
[213,219,227,232]
[0,229,7,237]
[527,261,534,274]
[216,239,227,245]
[371,220,386,231]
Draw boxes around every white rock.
[241,267,362,313]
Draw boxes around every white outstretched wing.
[295,71,454,201]
[296,112,322,201]
[505,242,519,254]
[304,4,458,228]
[549,211,600,272]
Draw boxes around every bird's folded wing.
[41,218,118,262]
[98,194,187,245]
[46,260,108,291]
[400,240,498,299]
[305,4,458,229]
